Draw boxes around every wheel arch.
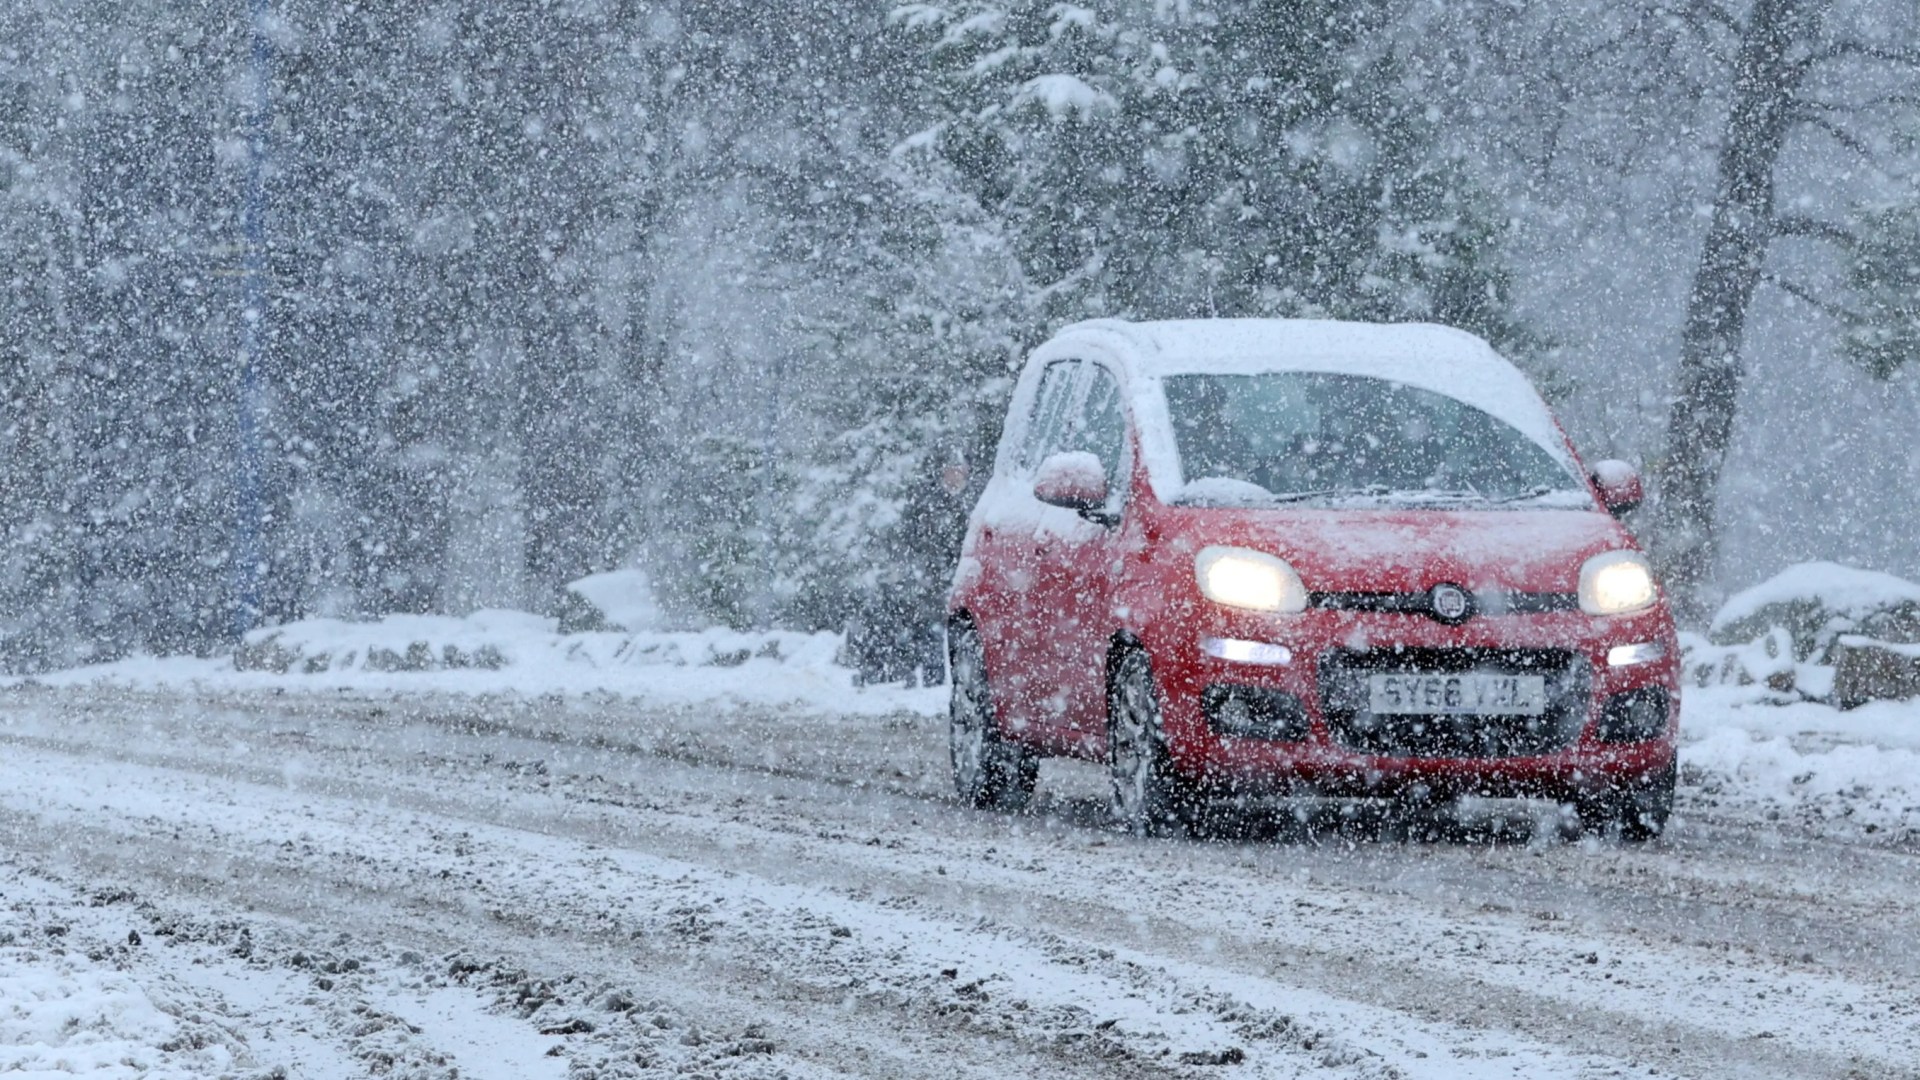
[948,608,1019,744]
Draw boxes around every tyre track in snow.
[0,757,1223,1079]
[0,731,1646,1079]
[2,686,1917,1077]
[0,803,1141,1080]
[72,684,1920,951]
[0,702,1407,1078]
[165,686,1920,983]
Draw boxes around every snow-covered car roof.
[1015,317,1578,500]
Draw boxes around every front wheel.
[1107,649,1197,836]
[948,625,1037,811]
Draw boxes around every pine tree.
[779,153,1025,622]
[0,10,84,669]
[1845,200,1920,381]
[891,0,1528,351]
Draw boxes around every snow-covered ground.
[1,617,1916,1077]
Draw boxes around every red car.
[946,319,1678,839]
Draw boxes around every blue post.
[758,350,785,629]
[233,0,271,640]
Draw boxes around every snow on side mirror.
[1033,450,1111,519]
[1591,459,1643,518]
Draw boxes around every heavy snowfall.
[2,1,1919,1078]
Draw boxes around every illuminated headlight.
[1194,546,1308,614]
[1579,551,1657,616]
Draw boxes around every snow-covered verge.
[6,613,942,718]
[1680,683,1920,840]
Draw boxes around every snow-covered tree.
[781,156,1025,618]
[1845,200,1920,380]
[889,0,1530,353]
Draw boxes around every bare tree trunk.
[1655,0,1827,626]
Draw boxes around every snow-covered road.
[1,683,1916,1078]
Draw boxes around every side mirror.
[1591,459,1643,518]
[1033,451,1112,520]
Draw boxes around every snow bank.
[1676,676,1920,839]
[1679,629,1798,696]
[1683,696,1920,836]
[16,606,1920,840]
[235,611,825,676]
[19,613,941,718]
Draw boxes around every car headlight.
[1579,551,1657,616]
[1194,546,1308,613]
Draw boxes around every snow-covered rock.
[561,569,665,633]
[1830,635,1920,710]
[1708,561,1920,661]
[1679,629,1799,697]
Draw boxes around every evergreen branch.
[1770,213,1858,248]
[1796,113,1879,159]
[1802,41,1920,68]
[1792,90,1920,115]
[1670,0,1743,37]
[1761,272,1861,324]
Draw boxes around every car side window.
[1018,361,1080,473]
[1029,363,1128,503]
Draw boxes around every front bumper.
[1149,607,1680,801]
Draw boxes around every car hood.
[1155,507,1635,596]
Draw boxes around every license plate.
[1368,673,1546,716]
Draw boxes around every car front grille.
[1317,647,1591,759]
[1309,591,1580,618]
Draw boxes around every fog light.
[1597,688,1669,742]
[1202,684,1311,740]
[1201,637,1293,665]
[1606,642,1666,667]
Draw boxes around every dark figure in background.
[847,455,975,686]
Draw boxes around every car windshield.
[1162,372,1591,507]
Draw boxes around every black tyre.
[1106,649,1198,836]
[948,624,1038,811]
[1576,760,1676,842]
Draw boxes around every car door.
[1023,362,1131,742]
[972,359,1082,739]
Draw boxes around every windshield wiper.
[1234,484,1567,506]
[1369,485,1571,505]
[1486,485,1567,504]
[1263,484,1390,504]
